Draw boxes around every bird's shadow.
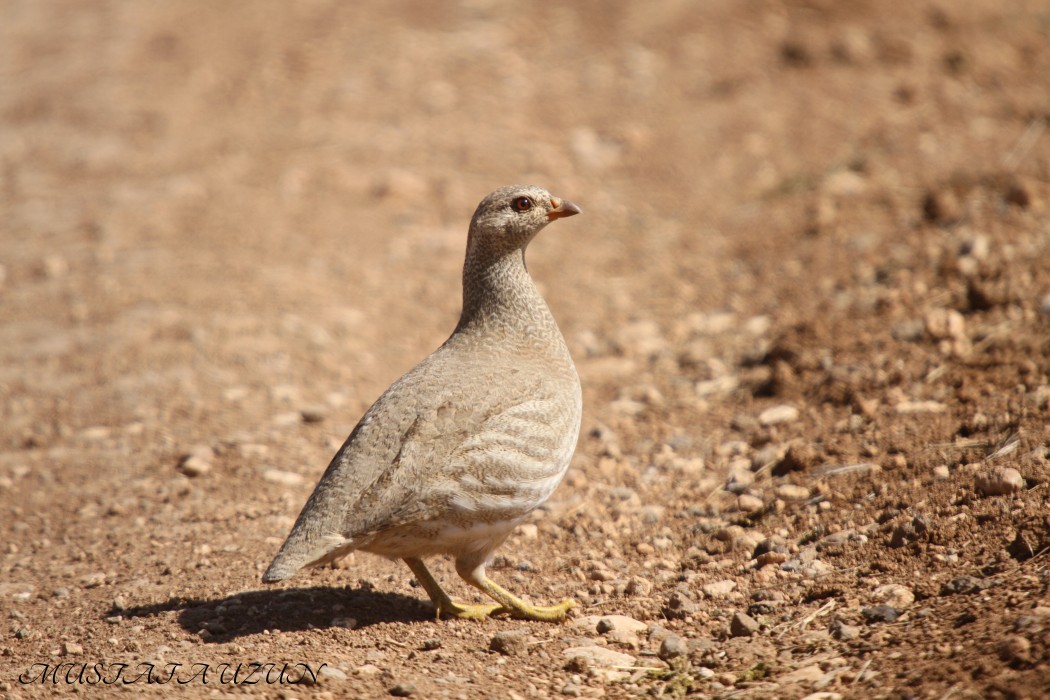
[113,585,432,643]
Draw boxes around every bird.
[263,184,583,622]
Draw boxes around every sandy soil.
[2,1,1050,698]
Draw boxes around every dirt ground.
[3,1,1050,698]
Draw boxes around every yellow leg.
[403,558,505,621]
[456,559,576,623]
[466,574,576,622]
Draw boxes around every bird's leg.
[455,559,576,623]
[403,557,504,621]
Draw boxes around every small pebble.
[658,635,688,660]
[595,615,648,635]
[759,404,800,426]
[997,635,1032,665]
[421,638,441,651]
[178,456,211,478]
[924,308,966,340]
[772,443,816,475]
[737,494,765,512]
[940,575,991,596]
[702,580,736,598]
[63,641,84,655]
[330,617,357,629]
[82,573,107,589]
[975,467,1024,496]
[829,619,860,641]
[871,584,914,610]
[730,611,761,637]
[922,188,961,224]
[861,605,900,623]
[300,406,328,423]
[774,484,811,501]
[490,629,532,656]
[561,645,636,668]
[662,590,698,620]
[625,576,653,597]
[319,666,348,682]
[895,400,947,414]
[262,469,305,486]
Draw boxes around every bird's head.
[467,184,581,258]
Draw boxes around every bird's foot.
[434,600,508,621]
[503,597,576,622]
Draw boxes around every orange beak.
[547,197,582,220]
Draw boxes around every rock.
[871,584,914,610]
[997,635,1032,665]
[1004,179,1033,209]
[932,464,951,480]
[605,629,643,649]
[725,468,754,493]
[177,457,209,478]
[958,232,990,261]
[755,551,789,567]
[889,515,930,548]
[658,635,688,661]
[737,494,765,512]
[62,641,84,655]
[330,617,357,629]
[662,590,698,620]
[389,683,417,697]
[421,638,441,651]
[774,484,811,501]
[178,445,214,477]
[894,400,947,414]
[779,664,824,684]
[759,404,800,426]
[702,580,737,598]
[861,605,900,623]
[490,629,532,656]
[772,443,816,476]
[730,611,760,637]
[924,308,966,340]
[940,575,994,596]
[300,406,328,423]
[595,615,648,635]
[318,666,348,682]
[922,188,961,224]
[625,576,653,597]
[517,523,538,539]
[562,645,636,668]
[976,467,1024,496]
[829,619,860,641]
[262,469,305,487]
[81,573,107,589]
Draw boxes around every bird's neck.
[456,248,561,342]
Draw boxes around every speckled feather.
[264,185,581,583]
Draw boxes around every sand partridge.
[263,184,582,622]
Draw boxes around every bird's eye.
[512,196,533,212]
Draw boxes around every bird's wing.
[263,346,577,581]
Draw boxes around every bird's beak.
[547,197,582,220]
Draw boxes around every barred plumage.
[263,185,582,622]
